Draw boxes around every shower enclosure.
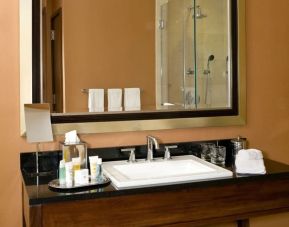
[156,0,232,110]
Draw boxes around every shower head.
[208,55,215,62]
[206,55,215,69]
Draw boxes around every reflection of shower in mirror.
[156,0,232,110]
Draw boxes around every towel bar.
[81,88,143,94]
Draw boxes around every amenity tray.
[48,176,110,191]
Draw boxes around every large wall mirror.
[20,0,245,134]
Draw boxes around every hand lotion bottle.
[89,156,98,181]
[65,162,73,187]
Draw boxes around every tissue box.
[61,142,87,169]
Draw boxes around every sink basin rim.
[103,155,233,189]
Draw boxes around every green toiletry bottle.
[96,158,103,181]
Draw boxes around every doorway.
[50,10,63,113]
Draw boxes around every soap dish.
[48,176,111,191]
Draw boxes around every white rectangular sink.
[103,155,233,189]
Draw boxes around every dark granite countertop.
[20,140,289,206]
[22,159,289,206]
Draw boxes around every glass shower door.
[184,0,197,109]
[157,0,196,109]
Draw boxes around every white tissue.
[235,149,266,174]
[65,130,80,144]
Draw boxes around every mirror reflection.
[40,0,233,114]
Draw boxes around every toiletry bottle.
[96,158,103,181]
[89,156,98,181]
[59,160,66,185]
[82,169,89,184]
[65,162,73,187]
[231,136,247,163]
[72,157,81,180]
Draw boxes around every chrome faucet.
[120,148,136,163]
[164,145,178,160]
[146,136,160,161]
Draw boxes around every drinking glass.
[211,146,226,166]
[200,143,216,161]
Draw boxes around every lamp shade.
[24,103,53,143]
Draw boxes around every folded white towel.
[88,89,104,112]
[108,89,123,112]
[235,149,266,174]
[124,88,141,111]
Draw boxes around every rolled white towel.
[235,149,266,174]
[236,149,263,160]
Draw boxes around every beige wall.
[63,0,156,112]
[1,0,289,226]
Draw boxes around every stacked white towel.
[108,89,123,112]
[235,149,266,174]
[124,88,141,111]
[88,89,104,112]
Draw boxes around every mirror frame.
[21,0,246,134]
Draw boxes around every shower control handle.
[203,69,211,75]
[186,68,194,76]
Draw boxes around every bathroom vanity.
[21,142,289,227]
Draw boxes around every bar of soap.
[74,169,89,185]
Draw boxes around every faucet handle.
[121,148,136,163]
[164,145,178,160]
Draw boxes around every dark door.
[51,10,63,113]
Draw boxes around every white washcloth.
[235,149,266,174]
[124,88,141,111]
[88,89,104,112]
[108,89,123,112]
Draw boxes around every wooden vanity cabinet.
[23,174,289,227]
